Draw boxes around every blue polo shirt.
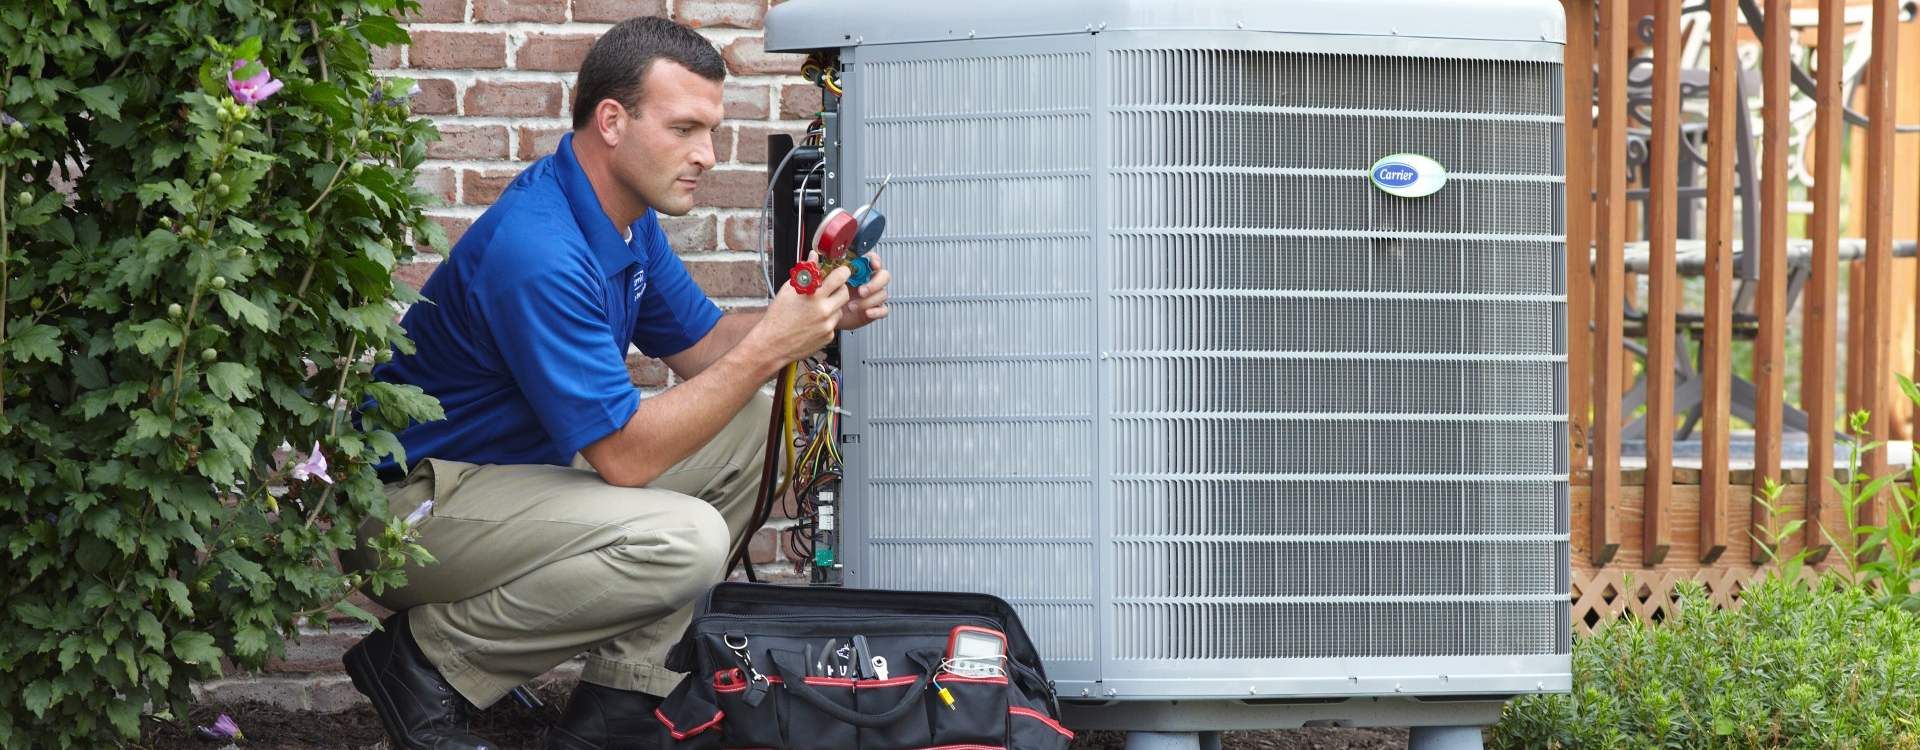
[374,132,723,468]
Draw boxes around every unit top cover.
[765,0,1565,52]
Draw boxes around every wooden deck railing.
[1565,0,1916,568]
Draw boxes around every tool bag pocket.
[657,583,1068,750]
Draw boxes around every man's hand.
[838,252,891,331]
[741,263,853,370]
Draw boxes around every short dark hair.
[571,17,727,130]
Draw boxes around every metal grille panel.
[850,49,1104,669]
[1114,601,1567,660]
[1101,46,1566,670]
[1112,480,1567,536]
[839,34,1569,699]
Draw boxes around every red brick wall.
[196,1,822,710]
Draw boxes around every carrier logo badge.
[1369,153,1447,198]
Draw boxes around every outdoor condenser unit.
[767,0,1571,743]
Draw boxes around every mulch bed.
[138,681,1410,749]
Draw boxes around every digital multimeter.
[944,626,1008,678]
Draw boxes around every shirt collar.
[553,131,645,276]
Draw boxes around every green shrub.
[1492,402,1920,749]
[1490,576,1920,749]
[0,1,444,746]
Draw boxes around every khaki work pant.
[342,394,772,708]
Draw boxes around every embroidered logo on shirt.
[631,265,648,301]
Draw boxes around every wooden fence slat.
[1565,0,1597,474]
[1804,0,1846,558]
[1753,0,1791,564]
[1859,0,1899,524]
[1700,0,1737,564]
[1592,0,1631,566]
[1644,0,1680,566]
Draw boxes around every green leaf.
[357,15,410,47]
[358,234,397,271]
[334,599,381,628]
[294,81,354,124]
[22,681,53,718]
[217,549,268,587]
[217,289,274,332]
[233,35,262,62]
[232,625,269,658]
[205,362,260,401]
[7,323,63,364]
[130,408,176,440]
[136,610,165,650]
[75,84,124,121]
[105,699,140,738]
[170,630,220,665]
[1900,374,1920,408]
[115,641,139,684]
[124,320,184,355]
[71,355,108,390]
[158,577,193,617]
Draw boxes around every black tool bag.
[654,582,1075,749]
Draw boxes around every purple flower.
[404,499,434,527]
[227,59,284,106]
[371,81,423,107]
[290,441,331,484]
[194,713,243,741]
[0,111,17,126]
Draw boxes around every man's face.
[609,60,723,217]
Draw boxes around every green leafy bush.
[1492,400,1920,749]
[1489,576,1920,749]
[0,1,445,746]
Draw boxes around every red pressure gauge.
[811,208,859,260]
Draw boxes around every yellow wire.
[773,364,799,499]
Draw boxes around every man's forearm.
[664,309,765,380]
[585,340,780,487]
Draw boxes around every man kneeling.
[339,17,890,750]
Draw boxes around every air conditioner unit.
[767,1,1571,745]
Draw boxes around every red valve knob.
[790,261,824,295]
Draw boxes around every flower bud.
[168,303,184,318]
[210,276,228,290]
[15,190,30,206]
[28,297,42,310]
[215,184,230,197]
[160,216,174,229]
[355,129,370,143]
[208,173,224,186]
[375,348,393,364]
[6,122,22,137]
[349,163,365,177]
[200,348,218,362]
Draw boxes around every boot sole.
[344,639,422,750]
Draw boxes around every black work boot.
[342,611,497,750]
[544,681,667,750]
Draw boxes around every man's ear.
[590,98,627,147]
